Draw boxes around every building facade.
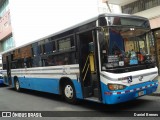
[0,0,14,53]
[0,0,15,69]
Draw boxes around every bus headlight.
[108,84,126,91]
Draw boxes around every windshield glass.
[107,16,150,28]
[100,26,155,73]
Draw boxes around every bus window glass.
[3,63,6,70]
[107,17,150,28]
[37,45,41,55]
[58,38,71,51]
[32,56,42,67]
[32,43,39,57]
[43,52,76,67]
[58,35,75,51]
[44,41,55,54]
[2,55,5,69]
[100,17,154,73]
[38,41,45,55]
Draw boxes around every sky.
[9,0,100,47]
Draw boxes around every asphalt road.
[0,85,160,120]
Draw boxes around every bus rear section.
[98,15,159,104]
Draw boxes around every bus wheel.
[15,80,20,91]
[63,82,77,104]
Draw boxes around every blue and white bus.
[1,13,159,104]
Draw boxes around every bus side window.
[46,56,55,66]
[25,58,32,68]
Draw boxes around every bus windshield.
[100,24,155,73]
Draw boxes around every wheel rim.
[16,81,19,90]
[64,85,73,99]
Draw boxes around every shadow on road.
[0,84,7,87]
[8,87,64,102]
[5,87,155,116]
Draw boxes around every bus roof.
[0,13,149,55]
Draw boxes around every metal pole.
[105,1,112,13]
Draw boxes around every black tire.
[62,81,77,104]
[14,79,20,92]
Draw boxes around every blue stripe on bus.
[0,79,3,84]
[10,77,83,99]
[100,80,158,104]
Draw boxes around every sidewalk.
[150,76,160,96]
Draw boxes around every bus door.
[6,54,12,85]
[77,30,101,100]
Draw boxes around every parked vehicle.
[0,73,4,85]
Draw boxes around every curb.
[149,93,160,96]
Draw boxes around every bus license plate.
[138,91,144,96]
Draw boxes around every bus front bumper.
[103,80,158,104]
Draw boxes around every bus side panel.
[16,77,60,94]
[4,78,9,86]
[2,72,10,86]
[3,77,9,86]
[100,81,107,104]
[12,76,83,99]
[72,80,83,99]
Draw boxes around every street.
[0,85,160,120]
